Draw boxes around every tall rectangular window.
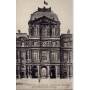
[16,50,20,63]
[52,27,55,36]
[69,51,73,63]
[32,50,39,62]
[41,51,49,63]
[63,52,68,63]
[51,51,57,63]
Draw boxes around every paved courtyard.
[16,78,72,90]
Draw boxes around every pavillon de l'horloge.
[16,6,73,79]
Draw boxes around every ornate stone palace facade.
[16,7,73,79]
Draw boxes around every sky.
[16,0,73,34]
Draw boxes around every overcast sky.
[16,0,73,34]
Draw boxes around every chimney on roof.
[18,30,21,33]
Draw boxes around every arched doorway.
[50,66,56,78]
[41,66,47,78]
[31,65,38,78]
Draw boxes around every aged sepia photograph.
[16,0,73,90]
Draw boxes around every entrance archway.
[50,66,56,78]
[41,66,47,78]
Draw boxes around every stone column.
[24,65,26,78]
[29,65,31,78]
[59,65,61,79]
[18,66,20,78]
[67,65,70,78]
[69,65,71,78]
[56,66,58,78]
[21,51,26,78]
[49,50,51,63]
[27,66,29,78]
[56,65,60,78]
[47,51,49,63]
[37,65,40,78]
[17,51,19,63]
[29,50,31,63]
[47,66,50,78]
[27,50,29,63]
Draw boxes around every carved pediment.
[29,16,59,25]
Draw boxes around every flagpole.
[44,0,48,6]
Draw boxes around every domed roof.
[30,7,59,21]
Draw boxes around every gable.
[29,16,60,25]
